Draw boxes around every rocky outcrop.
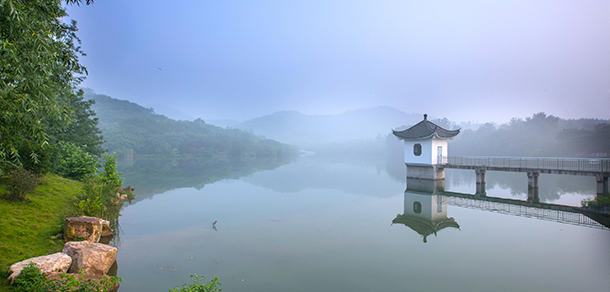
[63,241,118,275]
[100,219,114,237]
[64,216,104,243]
[8,252,72,282]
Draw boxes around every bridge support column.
[475,168,486,197]
[475,183,486,197]
[527,187,540,203]
[527,172,540,203]
[596,174,609,196]
[475,168,486,184]
[527,172,539,189]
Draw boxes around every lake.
[114,156,609,292]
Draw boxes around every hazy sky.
[66,0,609,123]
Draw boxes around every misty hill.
[86,92,296,159]
[235,106,423,146]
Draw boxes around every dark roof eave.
[392,118,460,140]
[393,131,460,141]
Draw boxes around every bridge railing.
[446,196,607,230]
[444,156,610,172]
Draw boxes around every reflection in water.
[114,158,609,292]
[117,155,294,203]
[444,168,597,203]
[399,177,610,233]
[392,179,460,243]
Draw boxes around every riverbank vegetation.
[0,175,81,291]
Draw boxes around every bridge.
[441,190,609,230]
[440,156,610,195]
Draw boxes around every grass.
[0,174,83,291]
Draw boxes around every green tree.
[45,90,104,157]
[99,153,123,188]
[0,0,89,172]
[55,141,98,180]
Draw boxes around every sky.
[65,0,609,124]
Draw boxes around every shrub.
[12,263,122,292]
[98,153,123,188]
[75,196,103,217]
[169,274,222,292]
[4,168,40,201]
[582,195,610,206]
[56,142,98,180]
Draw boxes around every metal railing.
[446,196,607,229]
[444,156,610,172]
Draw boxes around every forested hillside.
[86,92,297,159]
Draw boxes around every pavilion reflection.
[392,179,460,243]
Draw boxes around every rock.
[64,216,103,243]
[100,219,114,237]
[63,241,118,275]
[47,273,120,292]
[8,252,72,282]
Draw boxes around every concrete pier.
[596,174,609,195]
[475,168,486,184]
[527,171,540,190]
[527,187,540,203]
[474,168,486,196]
[405,164,445,180]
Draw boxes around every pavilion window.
[414,144,422,156]
[413,201,422,214]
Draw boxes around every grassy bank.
[0,174,83,291]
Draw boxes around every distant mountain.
[206,119,241,128]
[235,106,423,146]
[150,104,195,121]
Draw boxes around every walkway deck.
[442,156,610,176]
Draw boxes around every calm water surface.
[115,157,609,292]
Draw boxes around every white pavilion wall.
[403,138,449,165]
[431,139,449,165]
[403,139,432,165]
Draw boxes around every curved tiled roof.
[392,214,460,243]
[393,114,460,140]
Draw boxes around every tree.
[0,0,89,172]
[45,90,104,157]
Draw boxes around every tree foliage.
[55,141,98,180]
[98,153,122,188]
[45,90,104,157]
[169,275,222,292]
[445,112,609,157]
[89,92,298,160]
[0,0,88,172]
